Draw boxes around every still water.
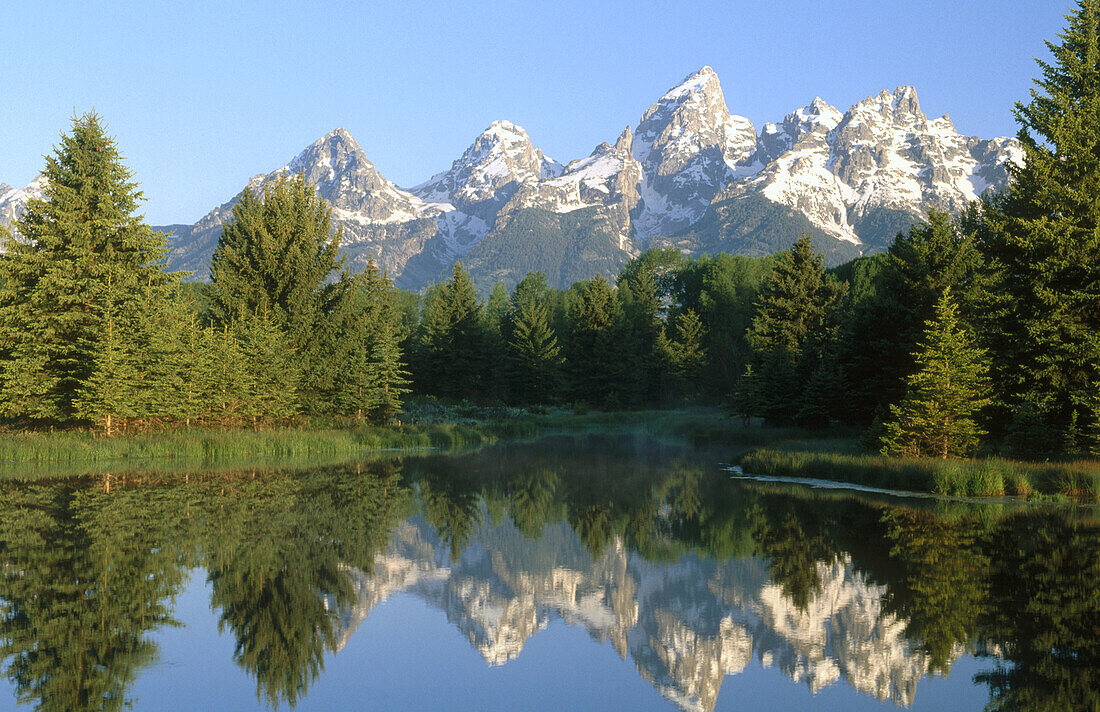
[0,434,1095,712]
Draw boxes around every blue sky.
[0,0,1068,224]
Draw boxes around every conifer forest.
[1,3,1099,473]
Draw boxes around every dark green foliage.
[415,262,492,400]
[662,308,708,402]
[983,0,1100,447]
[567,274,622,407]
[0,112,172,426]
[506,272,563,404]
[208,175,347,342]
[207,177,407,423]
[839,210,986,425]
[742,235,844,425]
[881,290,992,458]
[672,253,774,401]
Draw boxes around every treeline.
[0,115,407,434]
[403,250,768,409]
[2,4,1098,459]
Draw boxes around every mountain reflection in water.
[0,434,1095,712]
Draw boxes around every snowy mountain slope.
[412,121,562,218]
[631,66,759,241]
[0,175,47,228]
[725,86,1022,248]
[325,516,943,712]
[2,68,1022,288]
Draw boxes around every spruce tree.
[507,273,563,404]
[567,273,621,407]
[207,174,365,412]
[416,263,487,401]
[881,290,992,459]
[73,279,138,436]
[0,112,171,424]
[744,235,842,424]
[840,209,985,424]
[233,309,299,425]
[985,0,1100,445]
[363,261,409,422]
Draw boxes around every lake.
[0,433,1095,711]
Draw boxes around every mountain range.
[323,513,945,712]
[0,67,1022,291]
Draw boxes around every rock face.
[0,69,1020,288]
[732,87,1022,248]
[0,175,46,228]
[325,515,945,712]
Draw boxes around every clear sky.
[0,0,1069,225]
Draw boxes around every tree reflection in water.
[0,435,1093,712]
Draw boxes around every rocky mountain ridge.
[323,515,946,712]
[0,67,1021,289]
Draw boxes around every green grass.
[0,406,735,475]
[739,447,1100,502]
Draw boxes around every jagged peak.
[849,85,925,125]
[476,120,534,144]
[791,98,843,131]
[660,65,721,103]
[614,126,633,153]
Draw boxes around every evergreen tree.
[984,1,1100,445]
[0,112,171,423]
[205,326,249,424]
[881,290,992,458]
[618,265,663,405]
[507,272,563,404]
[744,235,843,424]
[207,174,368,412]
[567,273,621,406]
[362,260,410,422]
[839,210,985,424]
[672,253,774,403]
[233,309,300,425]
[416,263,488,400]
[73,276,138,436]
[661,308,707,403]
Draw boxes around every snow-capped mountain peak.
[411,120,560,213]
[630,66,759,241]
[0,175,48,228]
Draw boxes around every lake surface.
[0,433,1095,712]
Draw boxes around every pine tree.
[507,273,563,404]
[233,309,299,425]
[207,173,363,412]
[0,112,171,423]
[205,326,249,424]
[661,308,707,403]
[73,277,138,436]
[416,263,488,400]
[567,273,621,407]
[881,290,992,459]
[984,1,1100,443]
[746,235,843,424]
[840,209,985,424]
[363,261,409,422]
[618,266,663,405]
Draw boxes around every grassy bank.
[0,405,742,472]
[739,447,1100,503]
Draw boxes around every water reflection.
[0,435,1094,712]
